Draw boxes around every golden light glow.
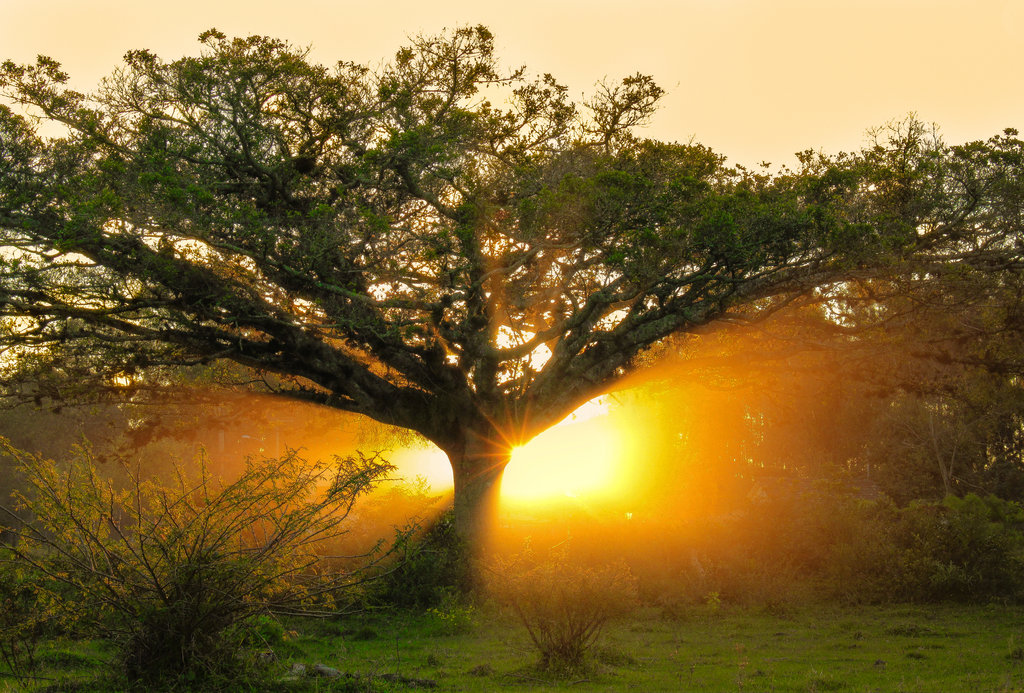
[386,397,636,506]
[387,447,454,490]
[502,397,627,504]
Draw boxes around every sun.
[386,396,635,506]
[501,397,626,504]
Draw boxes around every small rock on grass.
[312,663,341,677]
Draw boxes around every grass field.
[8,603,1024,692]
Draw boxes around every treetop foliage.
[0,26,1021,454]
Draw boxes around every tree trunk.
[447,433,512,554]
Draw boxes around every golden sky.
[2,0,1022,166]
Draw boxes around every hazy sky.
[2,0,1022,167]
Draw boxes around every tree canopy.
[1,27,1022,540]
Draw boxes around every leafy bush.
[495,548,637,675]
[0,439,392,686]
[237,613,286,649]
[373,511,469,608]
[889,494,1024,602]
[0,553,49,680]
[426,589,477,635]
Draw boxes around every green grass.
[6,604,1024,691]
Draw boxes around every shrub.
[426,589,477,635]
[0,553,48,681]
[373,511,469,608]
[0,439,392,686]
[890,494,1024,601]
[495,548,637,675]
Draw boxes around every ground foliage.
[490,546,638,675]
[371,511,470,610]
[0,441,394,687]
[9,604,1024,692]
[5,459,1024,687]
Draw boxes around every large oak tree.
[1,28,1021,544]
